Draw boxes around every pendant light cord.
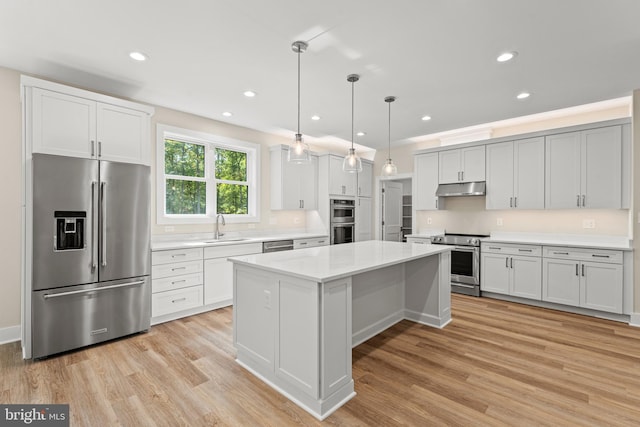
[388,100,391,159]
[351,79,355,150]
[297,47,301,135]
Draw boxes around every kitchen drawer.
[152,285,203,318]
[481,242,542,257]
[152,272,203,294]
[294,237,329,249]
[152,247,203,265]
[204,242,262,259]
[406,237,432,245]
[543,246,623,264]
[152,260,203,279]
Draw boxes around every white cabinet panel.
[481,253,510,294]
[510,256,542,299]
[481,243,542,299]
[204,257,233,305]
[97,103,149,164]
[356,197,372,241]
[328,155,357,196]
[581,262,623,313]
[31,88,96,159]
[438,146,485,184]
[152,285,203,318]
[485,141,514,210]
[414,153,440,210]
[270,146,318,210]
[543,258,581,306]
[358,161,373,197]
[321,279,352,398]
[545,126,622,209]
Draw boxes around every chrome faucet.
[214,214,225,239]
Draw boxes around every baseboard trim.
[0,325,21,345]
[629,313,640,327]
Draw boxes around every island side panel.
[404,251,452,328]
[233,265,276,369]
[351,264,405,347]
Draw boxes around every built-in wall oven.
[330,199,355,245]
[430,233,487,296]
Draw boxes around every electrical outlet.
[427,217,432,225]
[497,218,503,226]
[294,217,301,224]
[264,290,271,309]
[583,219,595,229]
[164,226,175,232]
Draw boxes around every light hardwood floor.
[2,295,640,426]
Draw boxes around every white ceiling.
[2,0,639,152]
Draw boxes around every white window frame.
[156,124,260,224]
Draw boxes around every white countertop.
[151,232,328,251]
[484,232,632,251]
[229,240,451,282]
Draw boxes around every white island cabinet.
[230,241,451,420]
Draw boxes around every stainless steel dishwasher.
[262,240,294,253]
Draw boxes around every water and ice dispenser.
[54,211,86,251]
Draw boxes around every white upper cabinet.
[357,160,373,198]
[26,79,153,165]
[355,196,372,241]
[414,152,441,210]
[270,145,318,210]
[438,146,485,184]
[328,155,357,197]
[486,137,544,210]
[545,126,622,209]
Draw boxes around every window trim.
[156,124,260,224]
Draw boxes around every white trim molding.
[0,325,21,345]
[629,313,640,327]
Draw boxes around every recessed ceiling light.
[129,51,147,61]
[222,111,233,117]
[517,92,531,100]
[497,51,517,62]
[311,115,320,121]
[243,90,256,97]
[421,115,432,121]
[357,131,366,137]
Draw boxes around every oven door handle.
[333,223,355,227]
[453,246,476,252]
[452,283,476,289]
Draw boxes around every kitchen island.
[230,240,451,420]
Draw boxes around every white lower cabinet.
[151,247,204,319]
[481,243,542,299]
[204,243,262,306]
[542,247,623,314]
[293,237,329,250]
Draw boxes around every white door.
[381,181,402,242]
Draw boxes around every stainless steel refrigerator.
[30,153,151,359]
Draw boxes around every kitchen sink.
[204,238,250,243]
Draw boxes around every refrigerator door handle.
[43,280,145,299]
[101,181,107,267]
[91,181,97,270]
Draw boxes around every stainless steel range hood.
[436,181,486,197]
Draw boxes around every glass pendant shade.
[288,40,310,164]
[343,147,363,173]
[381,158,397,176]
[288,133,310,163]
[343,74,362,173]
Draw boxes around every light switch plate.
[583,219,595,229]
[497,218,503,226]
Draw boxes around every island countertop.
[229,240,451,282]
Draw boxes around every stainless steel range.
[430,233,488,296]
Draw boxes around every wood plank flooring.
[3,295,640,426]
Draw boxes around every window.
[157,124,260,224]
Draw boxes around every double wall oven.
[430,233,487,296]
[330,199,355,245]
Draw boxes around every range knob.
[470,238,478,245]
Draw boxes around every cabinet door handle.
[489,247,502,250]
[171,253,187,258]
[172,297,187,304]
[510,197,513,208]
[582,195,586,207]
[592,254,610,258]
[91,140,95,157]
[575,264,579,276]
[518,249,533,252]
[577,195,580,207]
[510,257,513,268]
[461,171,464,181]
[582,264,585,276]
[554,252,569,255]
[435,198,438,209]
[98,141,102,157]
[514,197,517,208]
[299,242,307,246]
[505,257,509,268]
[302,200,304,208]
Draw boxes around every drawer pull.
[172,253,187,258]
[299,242,308,245]
[489,247,502,250]
[518,249,533,252]
[171,267,187,271]
[171,279,186,285]
[554,252,569,255]
[172,297,187,303]
[592,254,610,258]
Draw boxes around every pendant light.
[288,40,311,163]
[381,96,398,176]
[343,74,363,173]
